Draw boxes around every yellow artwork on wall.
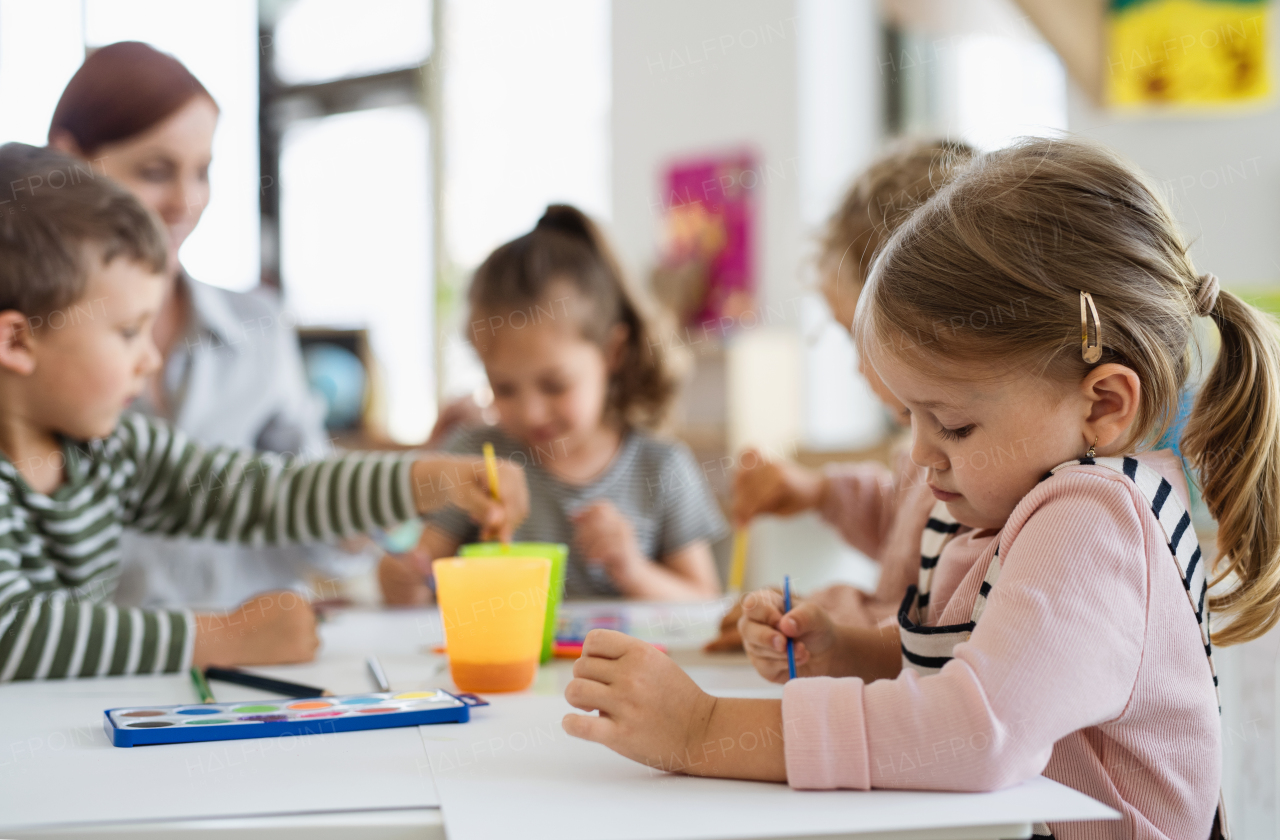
[1107,0,1270,107]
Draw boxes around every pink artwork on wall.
[657,150,757,335]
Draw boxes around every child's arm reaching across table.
[0,415,530,681]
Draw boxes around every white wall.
[611,0,801,308]
[1068,89,1280,286]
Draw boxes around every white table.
[0,604,1116,839]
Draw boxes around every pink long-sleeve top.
[811,450,935,626]
[783,451,1221,840]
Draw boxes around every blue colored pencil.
[784,575,796,680]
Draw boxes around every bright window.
[0,0,259,292]
[84,0,261,291]
[279,105,434,444]
[0,0,83,146]
[273,0,432,85]
[441,0,610,399]
[953,34,1068,150]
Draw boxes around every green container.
[457,542,567,663]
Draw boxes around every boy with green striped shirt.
[0,143,528,681]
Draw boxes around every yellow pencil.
[482,442,502,501]
[728,528,749,593]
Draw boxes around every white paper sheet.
[426,693,1118,840]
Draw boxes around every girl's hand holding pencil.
[410,454,529,542]
[737,588,842,683]
[738,588,903,684]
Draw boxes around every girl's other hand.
[571,501,646,585]
[737,588,840,683]
[562,630,717,773]
[731,448,828,527]
[192,590,320,668]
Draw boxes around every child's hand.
[378,552,434,607]
[563,630,717,773]
[737,588,840,683]
[571,501,647,588]
[732,448,828,526]
[411,455,529,541]
[192,590,320,668]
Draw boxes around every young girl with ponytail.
[561,138,1279,839]
[381,205,727,602]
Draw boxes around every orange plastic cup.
[432,556,551,693]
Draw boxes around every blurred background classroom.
[1,0,1278,829]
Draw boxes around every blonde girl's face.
[821,261,910,422]
[872,350,1087,530]
[477,315,615,457]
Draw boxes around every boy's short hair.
[0,142,167,320]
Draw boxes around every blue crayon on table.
[784,575,796,680]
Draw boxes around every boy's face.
[26,255,165,440]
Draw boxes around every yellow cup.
[432,556,551,693]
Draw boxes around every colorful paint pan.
[287,701,332,711]
[105,690,488,748]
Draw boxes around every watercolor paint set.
[105,690,487,747]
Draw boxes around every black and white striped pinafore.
[897,457,1228,840]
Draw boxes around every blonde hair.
[469,205,679,430]
[821,138,977,284]
[855,137,1280,646]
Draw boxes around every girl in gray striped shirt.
[380,205,727,602]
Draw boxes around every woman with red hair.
[49,41,366,609]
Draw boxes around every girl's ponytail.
[1183,281,1280,645]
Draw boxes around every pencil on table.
[204,667,331,699]
[189,665,216,704]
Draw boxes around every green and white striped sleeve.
[0,513,193,682]
[117,413,420,544]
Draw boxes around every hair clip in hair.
[1080,291,1102,364]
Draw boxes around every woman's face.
[77,97,218,276]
